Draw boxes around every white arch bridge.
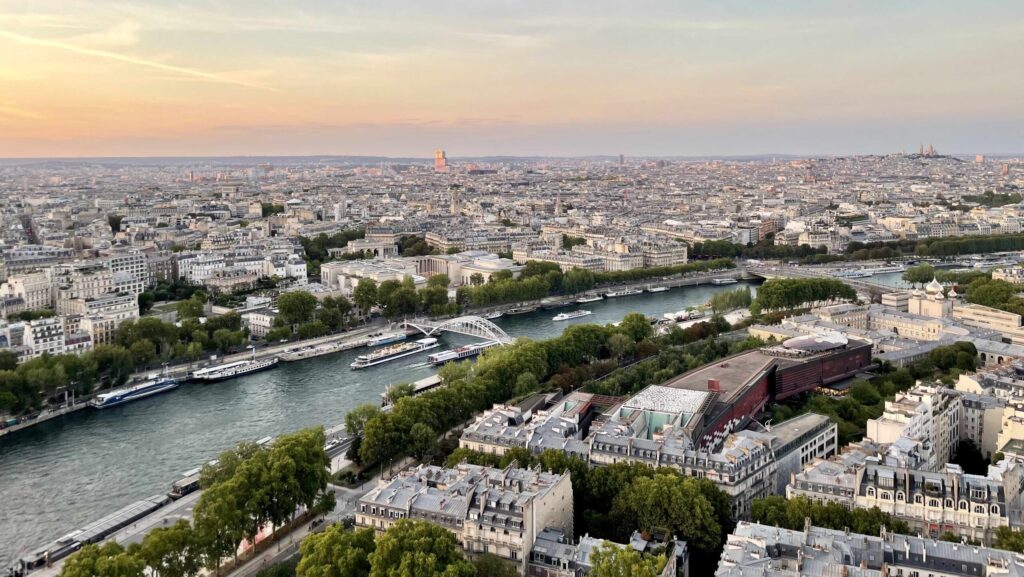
[403,316,513,345]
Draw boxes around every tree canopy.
[589,542,666,577]
[297,526,376,577]
[367,520,475,577]
[750,278,856,313]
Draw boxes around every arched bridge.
[403,316,514,345]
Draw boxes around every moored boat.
[350,338,440,370]
[90,377,180,409]
[191,357,279,382]
[366,332,407,347]
[604,288,643,298]
[426,340,500,366]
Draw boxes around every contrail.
[0,29,281,92]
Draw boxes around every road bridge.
[745,265,894,299]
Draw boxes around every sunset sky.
[0,0,1021,158]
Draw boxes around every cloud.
[69,21,140,48]
[0,30,281,92]
[0,102,42,120]
[460,32,549,49]
[0,12,89,30]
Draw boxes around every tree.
[193,477,250,569]
[186,341,204,361]
[377,280,401,305]
[514,372,539,397]
[469,273,484,286]
[383,288,419,318]
[408,422,438,461]
[607,333,634,361]
[611,474,722,552]
[471,555,518,577]
[359,412,404,467]
[0,349,17,371]
[129,339,157,368]
[902,264,937,285]
[61,542,144,577]
[427,274,450,289]
[136,520,202,577]
[177,296,205,320]
[297,526,375,577]
[562,268,595,294]
[418,286,450,315]
[996,526,1024,553]
[138,291,156,315]
[211,329,244,353]
[619,313,654,343]
[346,403,381,435]
[353,279,378,313]
[384,383,415,405]
[278,291,319,326]
[367,520,475,577]
[588,542,665,577]
[266,326,293,342]
[298,320,329,339]
[317,307,344,331]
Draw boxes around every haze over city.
[2,0,1023,158]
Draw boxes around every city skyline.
[1,0,1022,158]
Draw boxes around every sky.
[0,0,1022,158]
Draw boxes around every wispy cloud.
[460,32,549,49]
[69,21,140,48]
[0,102,42,120]
[0,30,280,92]
[0,12,90,30]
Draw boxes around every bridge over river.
[745,264,895,299]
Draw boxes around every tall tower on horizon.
[434,149,449,173]
[449,187,459,215]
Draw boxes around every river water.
[0,281,763,564]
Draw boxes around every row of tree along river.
[0,280,760,565]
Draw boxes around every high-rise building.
[434,149,449,173]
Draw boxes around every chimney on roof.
[708,379,721,392]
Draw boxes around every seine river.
[0,281,768,564]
